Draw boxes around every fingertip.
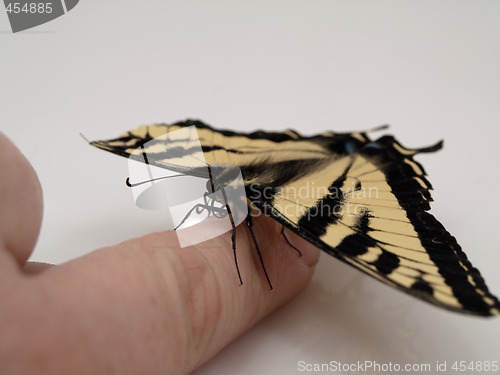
[141,215,320,372]
[255,216,320,310]
[205,215,319,325]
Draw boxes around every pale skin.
[0,132,319,375]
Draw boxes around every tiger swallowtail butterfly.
[89,120,500,317]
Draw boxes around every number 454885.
[6,2,53,14]
[451,361,499,372]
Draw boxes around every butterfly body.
[90,120,500,316]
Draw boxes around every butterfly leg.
[281,226,303,256]
[213,185,243,286]
[205,165,244,285]
[245,215,273,290]
[173,203,227,230]
[229,217,243,286]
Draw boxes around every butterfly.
[89,119,500,316]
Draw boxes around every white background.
[1,1,499,374]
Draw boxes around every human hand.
[0,132,319,375]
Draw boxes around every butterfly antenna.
[79,132,91,143]
[366,124,390,133]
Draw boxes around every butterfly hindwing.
[90,120,500,316]
[251,139,500,316]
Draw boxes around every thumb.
[0,132,43,266]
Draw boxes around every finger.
[8,215,318,374]
[0,132,43,266]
